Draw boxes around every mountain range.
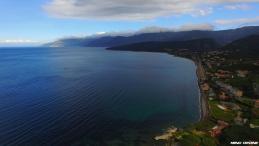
[46,26,259,47]
[107,38,219,52]
[221,35,259,57]
[107,34,259,57]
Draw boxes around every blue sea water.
[0,47,200,146]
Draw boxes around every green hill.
[107,38,219,53]
[222,35,259,57]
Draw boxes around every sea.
[0,47,200,146]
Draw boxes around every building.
[216,81,243,97]
[234,90,243,97]
[219,91,230,100]
[210,120,229,137]
[255,100,259,109]
[215,73,231,79]
[214,70,234,79]
[218,70,231,74]
[221,102,241,110]
[201,83,210,91]
[208,89,216,98]
[236,70,249,78]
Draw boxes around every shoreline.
[167,52,209,121]
[107,49,211,144]
[109,49,209,122]
[196,64,203,121]
[192,56,209,121]
[154,52,209,142]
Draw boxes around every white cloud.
[44,0,259,20]
[0,39,39,44]
[53,23,215,41]
[191,7,213,17]
[96,32,106,35]
[136,26,172,33]
[91,31,134,37]
[139,24,214,33]
[95,23,215,36]
[215,16,259,26]
[177,23,214,31]
[97,23,214,36]
[224,4,252,10]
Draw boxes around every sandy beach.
[195,57,209,121]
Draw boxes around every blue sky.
[0,0,259,46]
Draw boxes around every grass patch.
[178,133,217,146]
[189,120,215,131]
[209,100,236,122]
[251,119,259,125]
[235,97,254,107]
[219,125,259,146]
[179,134,201,146]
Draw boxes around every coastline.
[110,49,209,122]
[194,57,209,121]
[154,52,209,142]
[167,52,209,121]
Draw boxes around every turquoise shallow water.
[0,47,200,146]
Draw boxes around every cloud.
[137,23,214,33]
[215,16,259,26]
[136,26,172,33]
[90,23,215,37]
[224,4,252,10]
[191,7,213,17]
[177,23,214,31]
[0,39,40,47]
[54,23,215,41]
[44,0,259,20]
[96,32,106,35]
[0,39,39,44]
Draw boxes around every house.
[234,111,243,125]
[236,70,249,78]
[214,70,232,79]
[219,91,231,100]
[208,89,216,98]
[201,83,210,91]
[233,90,243,97]
[252,108,259,117]
[255,100,259,109]
[215,73,228,78]
[221,102,241,111]
[218,70,231,74]
[206,62,212,69]
[210,120,229,137]
[216,81,243,98]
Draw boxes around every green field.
[209,100,236,122]
[251,119,259,125]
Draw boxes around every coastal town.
[155,48,259,146]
